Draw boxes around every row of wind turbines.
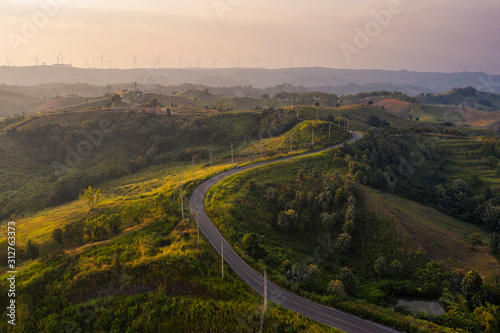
[3,54,295,70]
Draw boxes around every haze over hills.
[0,66,499,96]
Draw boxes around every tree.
[166,108,171,116]
[335,233,351,254]
[489,233,500,254]
[261,93,270,100]
[110,93,122,104]
[338,267,356,295]
[277,210,299,233]
[342,220,355,234]
[106,214,122,235]
[462,270,483,307]
[52,228,63,244]
[26,240,39,260]
[374,257,387,277]
[39,241,64,263]
[241,233,264,259]
[473,302,500,333]
[154,193,169,214]
[247,178,258,191]
[390,259,403,279]
[327,280,347,298]
[321,213,337,232]
[450,269,466,292]
[469,232,483,250]
[265,187,277,203]
[80,186,101,211]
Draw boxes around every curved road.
[189,132,398,333]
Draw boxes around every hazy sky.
[1,0,499,73]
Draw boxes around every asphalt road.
[189,132,399,333]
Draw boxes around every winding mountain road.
[189,132,399,333]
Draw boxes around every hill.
[0,90,44,119]
[0,66,499,94]
[417,87,500,110]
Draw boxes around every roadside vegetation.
[2,87,500,332]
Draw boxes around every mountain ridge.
[0,66,499,95]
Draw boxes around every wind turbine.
[52,54,61,65]
[236,56,240,68]
[154,54,161,69]
[108,57,113,69]
[59,53,66,65]
[32,54,40,66]
[179,57,184,69]
[131,55,138,69]
[195,58,201,68]
[4,57,13,67]
[97,53,105,69]
[213,56,218,69]
[82,58,89,69]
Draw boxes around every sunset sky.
[1,0,499,73]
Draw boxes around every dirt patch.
[374,99,413,117]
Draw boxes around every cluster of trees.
[266,169,359,258]
[259,107,298,138]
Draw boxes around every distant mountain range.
[0,66,499,96]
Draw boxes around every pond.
[391,297,446,316]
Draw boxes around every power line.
[221,241,224,279]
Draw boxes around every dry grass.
[364,187,500,278]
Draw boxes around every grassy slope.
[363,187,500,278]
[0,216,338,332]
[439,137,500,189]
[0,90,44,118]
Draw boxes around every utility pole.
[260,139,263,159]
[179,173,184,220]
[264,267,268,311]
[172,177,176,208]
[260,267,268,333]
[210,149,213,173]
[221,241,224,279]
[196,212,200,244]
